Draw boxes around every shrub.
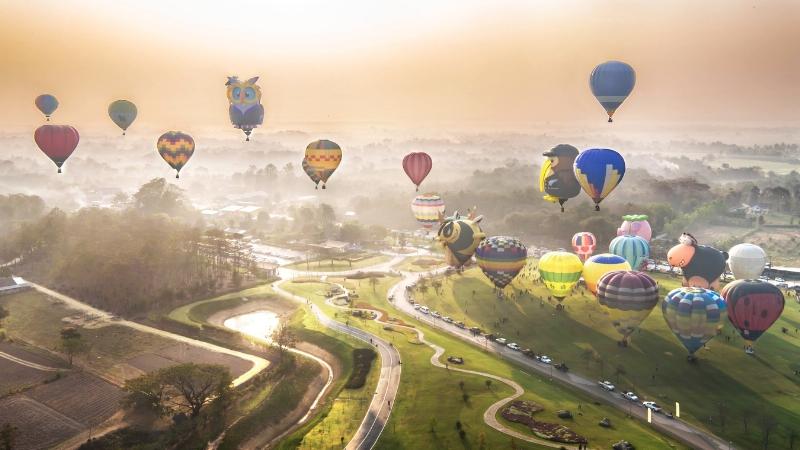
[344,348,377,389]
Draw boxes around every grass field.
[282,277,684,449]
[412,265,800,450]
[285,255,392,272]
[394,256,447,272]
[168,284,278,328]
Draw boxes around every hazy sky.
[2,0,799,132]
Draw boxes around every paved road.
[387,271,734,450]
[24,281,269,388]
[272,280,401,450]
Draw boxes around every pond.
[223,310,280,343]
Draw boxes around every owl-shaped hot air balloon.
[304,139,342,189]
[475,236,528,289]
[539,144,581,212]
[411,194,446,229]
[226,76,265,141]
[436,209,485,268]
[157,131,195,179]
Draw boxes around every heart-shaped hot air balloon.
[157,131,195,179]
[402,152,432,191]
[34,125,79,173]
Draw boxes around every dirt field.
[0,396,83,450]
[0,342,65,394]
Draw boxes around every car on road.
[413,304,421,310]
[431,311,441,318]
[455,321,466,329]
[469,326,482,334]
[664,410,674,419]
[598,381,615,391]
[521,348,535,358]
[443,316,453,323]
[388,294,395,301]
[642,401,662,412]
[538,355,552,364]
[775,277,786,283]
[419,306,429,314]
[623,392,639,402]
[495,337,507,345]
[446,356,464,364]
[507,342,521,351]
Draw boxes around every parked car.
[598,381,615,391]
[642,401,662,412]
[538,355,552,364]
[419,306,430,314]
[495,337,508,345]
[664,410,674,419]
[446,356,464,365]
[522,348,535,358]
[507,342,521,351]
[554,362,569,372]
[469,326,482,334]
[485,333,496,341]
[431,311,441,318]
[775,277,786,283]
[413,304,422,310]
[443,316,453,323]
[455,321,466,329]
[623,392,639,402]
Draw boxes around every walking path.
[0,351,61,372]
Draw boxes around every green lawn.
[413,266,800,450]
[285,255,392,272]
[282,277,685,450]
[395,256,447,273]
[168,284,278,328]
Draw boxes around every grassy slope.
[414,265,800,450]
[284,255,391,272]
[394,256,447,273]
[282,278,684,450]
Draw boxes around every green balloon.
[108,100,138,134]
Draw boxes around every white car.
[495,337,508,345]
[598,381,615,391]
[432,311,442,318]
[443,316,453,323]
[642,401,662,412]
[507,342,521,351]
[623,392,639,402]
[413,304,421,310]
[538,355,552,364]
[419,306,430,314]
[775,277,785,282]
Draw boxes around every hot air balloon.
[572,232,596,262]
[108,100,138,135]
[610,235,650,270]
[538,251,583,305]
[411,194,446,229]
[436,209,485,268]
[475,236,528,290]
[226,76,264,141]
[157,131,194,179]
[539,144,581,212]
[727,243,767,280]
[667,233,728,289]
[617,214,652,242]
[590,61,636,123]
[721,280,784,353]
[302,158,323,188]
[597,271,659,345]
[403,152,432,191]
[662,287,726,359]
[304,140,342,189]
[582,253,631,295]
[35,94,59,121]
[34,125,79,173]
[573,148,625,211]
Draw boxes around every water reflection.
[223,310,279,343]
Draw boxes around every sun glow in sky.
[1,0,799,131]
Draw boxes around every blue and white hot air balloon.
[573,148,626,211]
[610,235,650,270]
[590,61,636,123]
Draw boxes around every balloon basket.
[608,117,613,123]
[57,167,62,173]
[175,173,180,179]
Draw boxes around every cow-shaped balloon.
[667,233,728,290]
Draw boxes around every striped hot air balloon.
[411,194,445,229]
[597,271,659,344]
[475,236,528,289]
[721,280,784,351]
[582,253,631,295]
[610,235,650,270]
[304,139,342,189]
[34,125,79,173]
[302,158,322,187]
[572,232,596,262]
[403,152,432,191]
[538,251,583,303]
[662,287,726,358]
[157,131,195,179]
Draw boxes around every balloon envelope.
[668,235,727,289]
[538,251,583,300]
[727,243,767,280]
[157,131,195,178]
[411,194,445,229]
[582,253,631,294]
[35,94,59,119]
[226,76,264,140]
[617,214,652,242]
[572,232,596,261]
[403,152,432,190]
[662,287,726,355]
[610,235,650,270]
[573,148,626,209]
[108,100,138,133]
[305,140,342,188]
[539,144,581,211]
[590,61,636,122]
[34,125,79,172]
[475,236,528,289]
[721,280,784,343]
[597,271,659,340]
[436,211,485,268]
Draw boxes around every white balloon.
[728,243,767,280]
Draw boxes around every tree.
[159,363,232,418]
[431,280,443,295]
[485,379,492,390]
[59,327,87,367]
[758,411,778,449]
[788,427,798,450]
[272,321,296,360]
[339,222,366,244]
[132,178,191,217]
[614,364,626,384]
[368,276,379,293]
[123,372,166,415]
[0,423,18,450]
[717,402,727,431]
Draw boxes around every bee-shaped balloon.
[436,209,485,268]
[226,76,265,141]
